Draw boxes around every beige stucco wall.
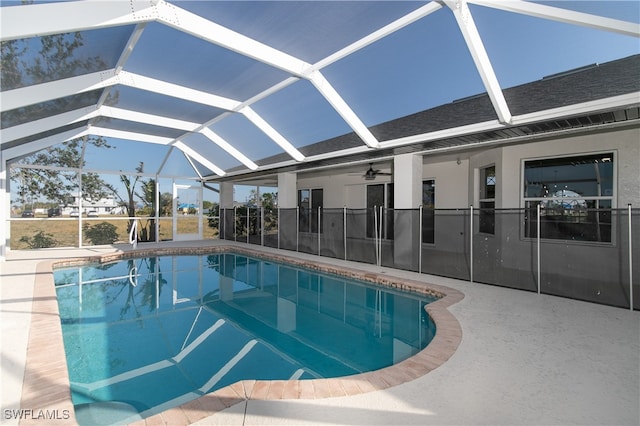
[291,125,639,210]
[423,156,470,209]
[297,164,392,209]
[501,125,640,208]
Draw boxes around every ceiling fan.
[361,163,392,181]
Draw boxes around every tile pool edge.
[24,246,464,426]
[20,259,76,425]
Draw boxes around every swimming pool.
[54,251,439,424]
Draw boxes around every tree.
[247,188,260,206]
[4,29,117,206]
[111,162,144,235]
[0,39,26,91]
[262,192,277,210]
[19,231,58,249]
[246,189,277,208]
[206,202,220,231]
[2,31,114,126]
[137,181,171,217]
[262,192,278,232]
[135,176,167,242]
[83,222,119,245]
[10,137,114,208]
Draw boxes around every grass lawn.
[10,214,219,249]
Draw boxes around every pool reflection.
[54,252,437,419]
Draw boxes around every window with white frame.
[479,165,495,234]
[422,179,435,244]
[523,152,614,242]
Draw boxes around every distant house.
[62,194,120,216]
[178,203,198,214]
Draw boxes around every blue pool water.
[54,252,437,423]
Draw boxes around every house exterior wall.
[483,125,639,306]
[422,156,470,208]
[292,125,638,213]
[298,169,393,208]
[501,125,639,207]
[286,125,638,308]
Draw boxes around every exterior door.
[173,183,203,241]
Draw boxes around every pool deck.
[1,240,639,425]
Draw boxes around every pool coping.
[20,246,464,426]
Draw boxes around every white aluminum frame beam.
[183,154,205,180]
[173,141,226,177]
[157,2,379,151]
[3,0,638,174]
[84,127,174,145]
[0,70,241,113]
[97,23,148,107]
[101,106,200,132]
[1,106,99,144]
[114,25,147,74]
[199,127,258,170]
[1,0,381,153]
[0,0,159,41]
[0,70,304,164]
[216,91,640,179]
[239,107,305,162]
[117,71,242,111]
[445,0,512,124]
[309,71,380,148]
[314,1,444,70]
[85,127,226,176]
[0,106,198,148]
[469,0,640,38]
[155,2,311,77]
[0,70,118,113]
[3,127,88,162]
[1,104,304,169]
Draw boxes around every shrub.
[207,208,219,229]
[83,221,119,245]
[19,231,58,249]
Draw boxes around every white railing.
[129,219,138,249]
[128,263,138,287]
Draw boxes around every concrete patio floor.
[1,240,638,425]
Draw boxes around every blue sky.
[6,0,640,204]
[106,1,638,191]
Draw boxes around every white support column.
[393,153,422,270]
[394,153,422,209]
[277,172,297,209]
[219,182,234,240]
[220,182,234,209]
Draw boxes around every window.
[298,188,323,233]
[523,153,613,242]
[479,165,495,234]
[366,183,394,239]
[422,180,435,244]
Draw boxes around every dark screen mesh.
[215,206,637,310]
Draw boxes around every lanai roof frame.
[1,0,639,180]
